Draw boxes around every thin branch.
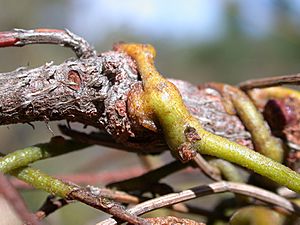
[99,181,300,225]
[11,167,147,190]
[238,73,300,91]
[67,188,148,225]
[93,187,141,204]
[36,186,225,223]
[1,152,145,225]
[35,189,141,221]
[0,136,88,173]
[130,181,300,215]
[36,186,220,223]
[202,83,284,162]
[0,173,40,225]
[0,28,96,58]
[6,165,148,224]
[76,186,224,221]
[35,196,70,220]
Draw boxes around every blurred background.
[1,0,300,224]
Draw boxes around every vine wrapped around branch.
[2,28,300,224]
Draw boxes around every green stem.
[229,85,284,162]
[0,136,88,173]
[9,166,73,197]
[194,129,300,192]
[118,43,300,193]
[204,83,284,162]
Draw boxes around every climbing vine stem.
[117,43,300,193]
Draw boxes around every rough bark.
[0,51,253,149]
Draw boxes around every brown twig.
[5,163,149,224]
[67,188,149,225]
[0,173,40,225]
[35,196,70,220]
[35,188,142,221]
[238,73,300,91]
[33,184,229,222]
[35,186,227,223]
[0,28,96,58]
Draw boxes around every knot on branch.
[99,51,140,142]
[178,126,201,162]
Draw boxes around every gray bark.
[0,51,253,149]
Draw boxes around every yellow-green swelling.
[119,43,300,193]
[149,81,197,157]
[9,166,73,197]
[0,137,88,174]
[117,43,200,158]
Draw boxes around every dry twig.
[239,73,300,90]
[99,181,300,225]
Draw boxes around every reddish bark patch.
[0,32,19,47]
[263,97,300,146]
[67,70,81,91]
[263,99,295,133]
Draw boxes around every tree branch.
[238,72,300,91]
[0,49,254,152]
[0,28,96,58]
[4,28,300,225]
